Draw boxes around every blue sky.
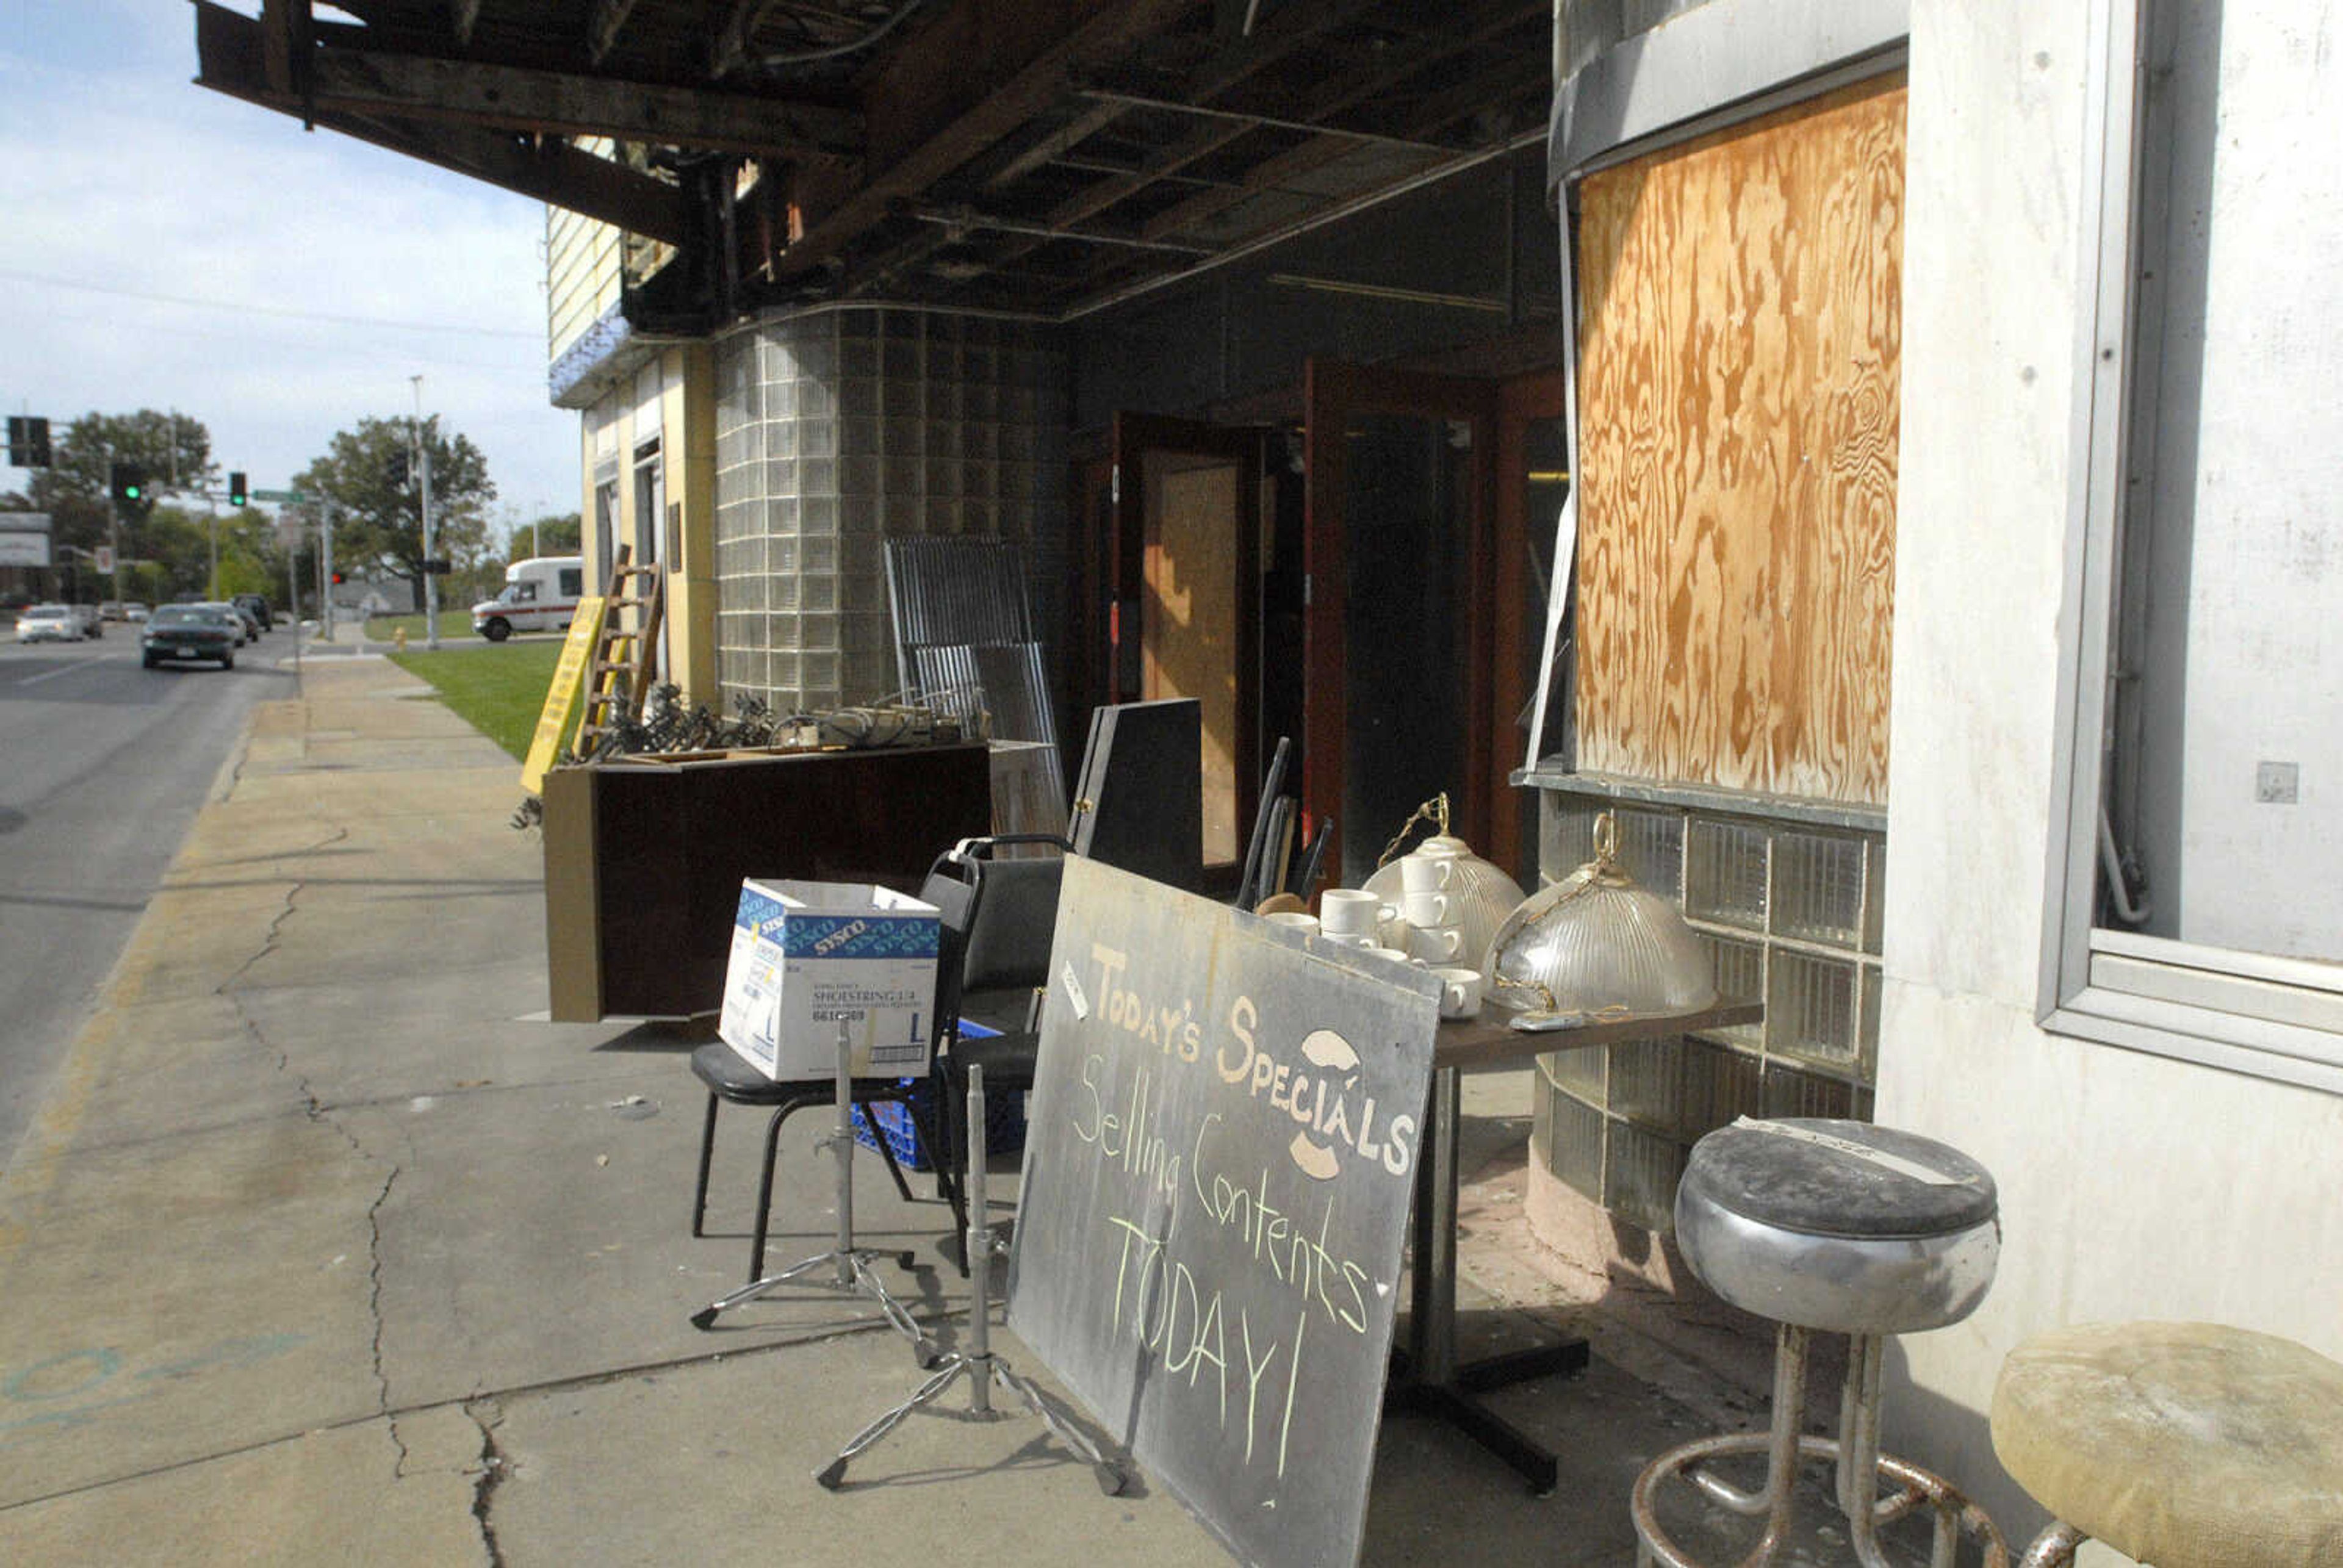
[0,1,577,538]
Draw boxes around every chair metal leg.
[899,1088,970,1275]
[855,1099,918,1204]
[691,1091,719,1238]
[751,1103,789,1283]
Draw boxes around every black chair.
[686,866,980,1284]
[926,835,1068,1251]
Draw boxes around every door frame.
[1302,359,1499,879]
[1109,411,1268,876]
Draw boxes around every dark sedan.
[142,605,240,669]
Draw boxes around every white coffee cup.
[1320,888,1387,937]
[1323,932,1375,948]
[1402,890,1453,929]
[1432,966,1484,1020]
[1407,924,1465,963]
[1264,910,1319,936]
[1401,852,1461,894]
[1362,945,1418,967]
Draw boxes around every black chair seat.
[689,1041,913,1104]
[946,1028,1038,1095]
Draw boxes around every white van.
[472,556,585,642]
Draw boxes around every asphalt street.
[0,624,298,1168]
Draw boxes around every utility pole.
[412,376,439,650]
[320,504,336,644]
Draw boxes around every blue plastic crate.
[849,1022,1027,1172]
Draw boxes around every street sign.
[0,511,51,533]
[253,487,306,503]
[0,533,48,567]
[95,545,115,573]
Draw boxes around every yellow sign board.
[521,595,607,796]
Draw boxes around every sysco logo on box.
[812,918,869,957]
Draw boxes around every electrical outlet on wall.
[2256,761,2300,804]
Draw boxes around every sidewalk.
[0,658,1839,1566]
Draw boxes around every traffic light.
[5,416,49,467]
[109,462,147,504]
[228,471,248,507]
[386,449,409,487]
[331,570,347,585]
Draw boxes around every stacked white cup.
[1398,853,1471,966]
[1318,888,1388,948]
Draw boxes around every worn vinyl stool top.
[1992,1321,2343,1568]
[1678,1118,1997,1240]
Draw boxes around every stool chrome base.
[1632,1326,2009,1568]
[2012,1523,2087,1568]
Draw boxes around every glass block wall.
[1528,793,1885,1234]
[712,307,1069,711]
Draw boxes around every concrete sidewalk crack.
[464,1396,509,1566]
[213,825,350,994]
[369,1163,406,1472]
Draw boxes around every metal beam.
[773,0,1196,281]
[589,0,643,65]
[306,47,863,159]
[192,4,694,245]
[1072,84,1472,154]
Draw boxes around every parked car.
[142,604,239,669]
[200,600,258,645]
[231,593,273,632]
[98,600,126,622]
[472,555,585,641]
[123,602,150,622]
[15,603,82,643]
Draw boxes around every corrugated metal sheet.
[885,538,1065,837]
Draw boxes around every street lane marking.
[16,654,126,686]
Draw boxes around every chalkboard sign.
[1008,857,1441,1567]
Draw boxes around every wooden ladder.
[574,545,665,757]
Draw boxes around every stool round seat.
[1992,1321,2343,1568]
[1674,1118,1999,1336]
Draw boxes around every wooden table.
[1386,999,1766,1493]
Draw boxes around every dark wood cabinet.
[542,744,993,1021]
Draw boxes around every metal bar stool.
[1632,1118,2010,1568]
[1992,1320,2343,1567]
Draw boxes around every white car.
[15,603,83,643]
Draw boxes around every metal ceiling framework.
[193,0,1552,326]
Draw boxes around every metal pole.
[413,376,439,649]
[966,1063,994,1415]
[206,496,219,601]
[832,1015,855,1288]
[320,506,336,644]
[288,519,303,675]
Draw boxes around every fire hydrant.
[394,627,408,652]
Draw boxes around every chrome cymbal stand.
[816,1064,1126,1494]
[690,1015,938,1367]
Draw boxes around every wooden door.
[1109,412,1267,876]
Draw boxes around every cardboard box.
[718,880,941,1081]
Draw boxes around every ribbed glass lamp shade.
[1483,812,1716,1020]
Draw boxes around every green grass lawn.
[386,639,566,760]
[365,609,477,644]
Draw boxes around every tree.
[521,512,582,555]
[26,411,215,559]
[291,416,495,600]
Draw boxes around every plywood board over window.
[1575,76,1906,806]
